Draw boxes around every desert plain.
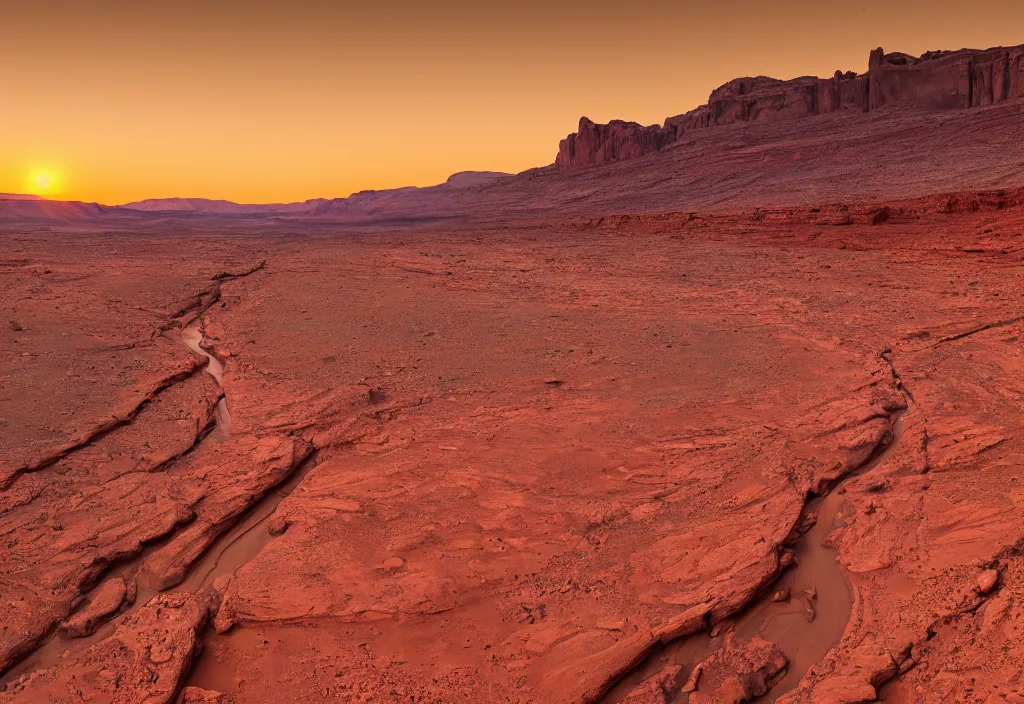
[3,45,1024,704]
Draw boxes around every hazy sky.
[3,0,1023,204]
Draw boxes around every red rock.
[655,601,713,643]
[60,576,128,638]
[178,687,232,703]
[556,44,1024,170]
[378,556,405,571]
[622,683,669,704]
[682,663,703,693]
[556,117,674,170]
[809,676,877,704]
[687,635,788,703]
[654,663,686,696]
[0,591,216,704]
[977,568,999,594]
[539,630,657,703]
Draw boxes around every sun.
[25,168,61,196]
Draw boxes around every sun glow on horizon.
[24,168,62,197]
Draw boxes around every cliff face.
[869,46,1024,110]
[556,44,1024,170]
[555,117,676,170]
[668,72,870,134]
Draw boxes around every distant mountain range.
[118,171,513,214]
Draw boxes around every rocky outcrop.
[666,71,870,135]
[59,576,129,638]
[557,44,1024,170]
[0,591,216,704]
[870,46,1024,110]
[555,117,676,169]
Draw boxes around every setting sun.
[25,168,61,196]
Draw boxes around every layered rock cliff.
[554,117,676,170]
[556,44,1024,170]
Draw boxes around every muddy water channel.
[182,319,231,439]
[737,490,853,700]
[605,409,907,703]
[0,318,315,687]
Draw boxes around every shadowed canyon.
[3,44,1024,704]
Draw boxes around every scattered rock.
[179,687,232,703]
[977,568,1000,595]
[2,591,216,703]
[378,556,405,571]
[810,675,877,704]
[688,635,788,703]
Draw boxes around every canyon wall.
[556,44,1024,170]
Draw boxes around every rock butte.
[556,45,1024,169]
[2,42,1024,704]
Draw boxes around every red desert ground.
[3,43,1024,703]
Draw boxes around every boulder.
[60,576,128,638]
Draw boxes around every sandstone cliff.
[556,44,1024,170]
[555,117,676,169]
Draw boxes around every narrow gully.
[603,396,910,703]
[0,526,181,684]
[0,314,318,687]
[175,448,320,594]
[182,318,231,439]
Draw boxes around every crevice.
[922,314,1024,349]
[166,290,221,325]
[0,262,268,680]
[3,261,267,493]
[175,446,321,593]
[881,347,915,403]
[0,398,279,685]
[599,354,913,704]
[0,504,199,683]
[166,445,325,697]
[372,395,433,421]
[164,259,266,326]
[212,260,266,282]
[875,543,1024,697]
[1,365,205,491]
[96,407,221,488]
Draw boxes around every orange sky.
[3,0,1023,205]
